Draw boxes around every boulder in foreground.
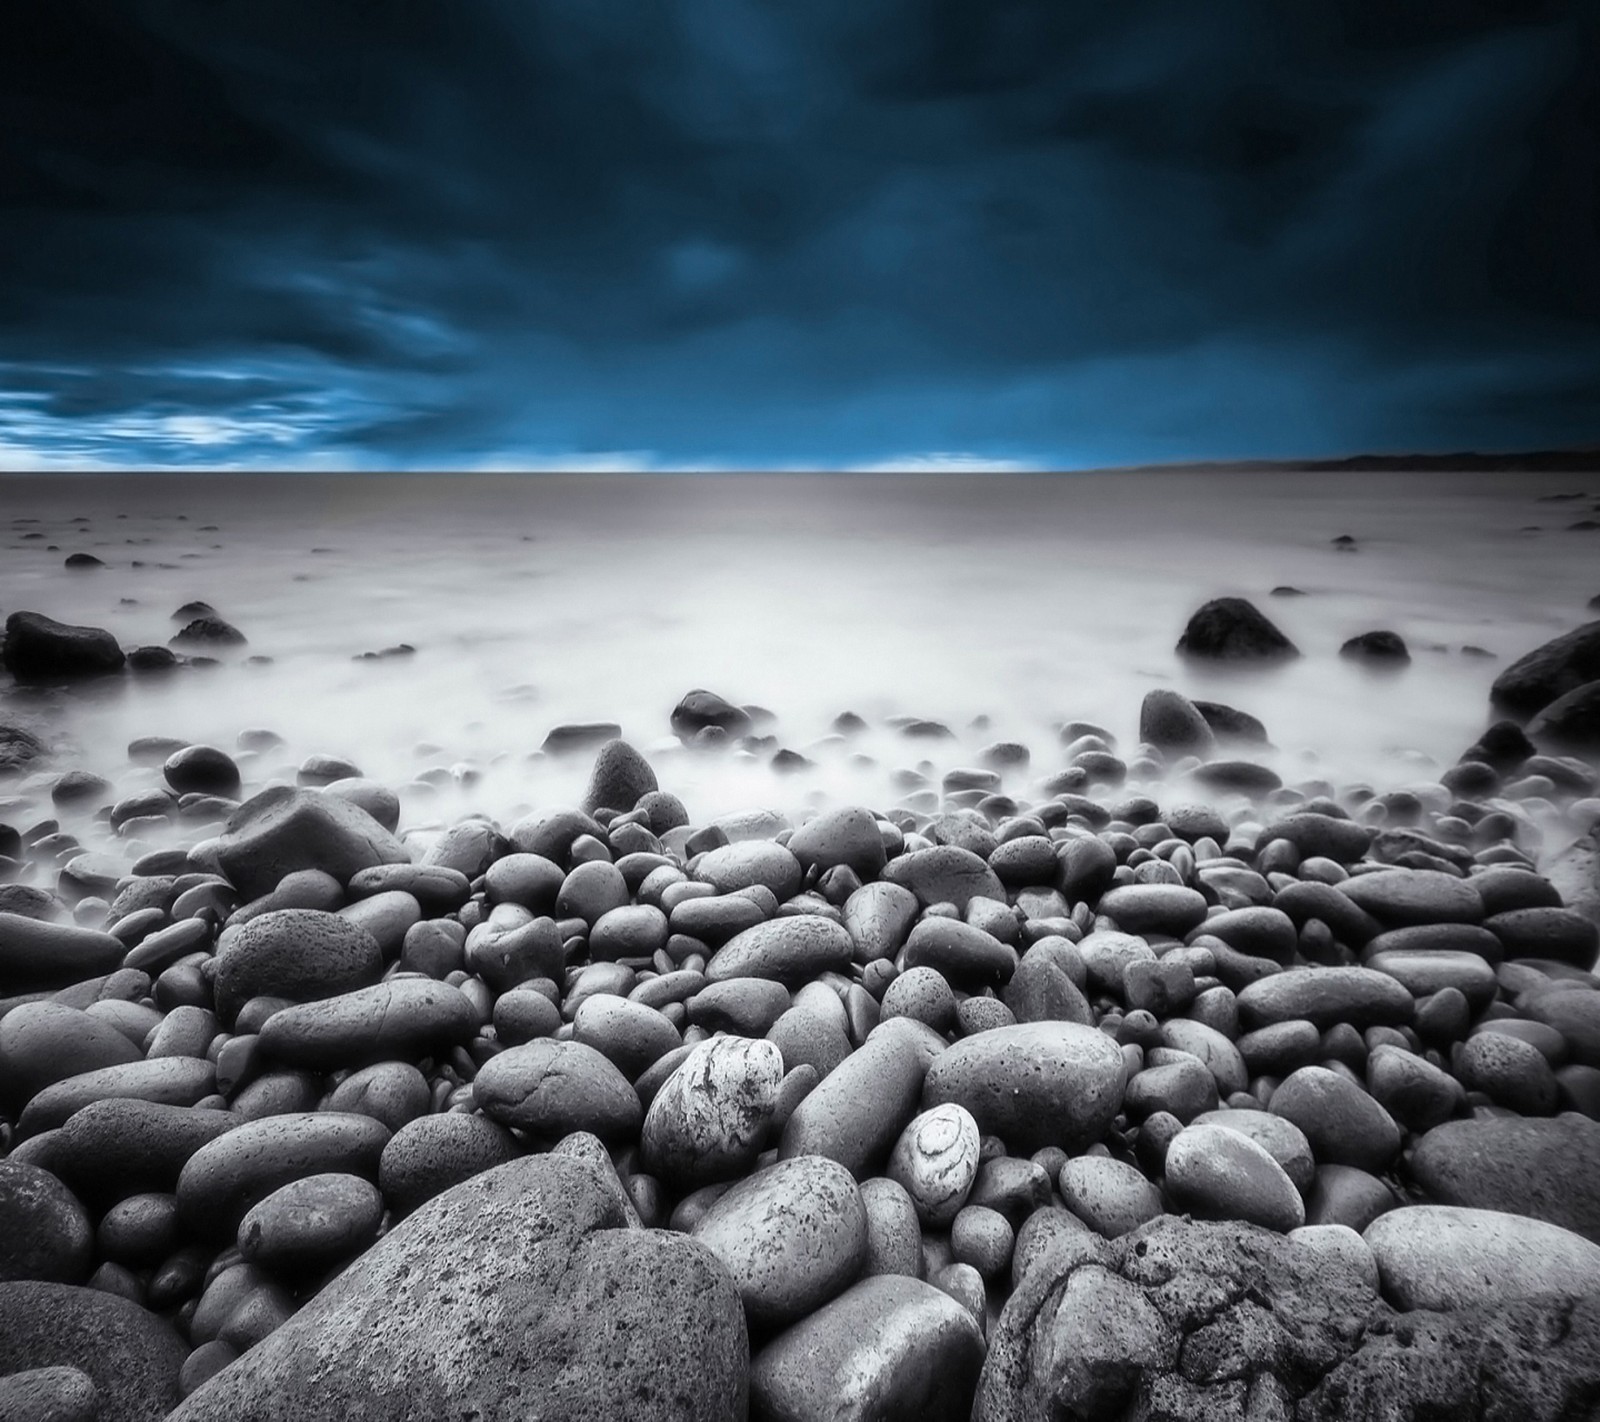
[171,1154,747,1421]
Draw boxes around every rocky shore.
[2,599,1600,1421]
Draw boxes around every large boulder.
[170,1155,747,1422]
[1410,1117,1600,1244]
[212,786,411,899]
[1,612,125,682]
[580,738,657,815]
[975,1216,1379,1421]
[0,1282,186,1422]
[1176,598,1299,661]
[1491,620,1600,718]
[1526,679,1600,753]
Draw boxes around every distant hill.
[1102,448,1600,475]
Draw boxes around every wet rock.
[171,1156,747,1422]
[237,1171,384,1272]
[695,840,802,900]
[1057,1155,1163,1238]
[1096,884,1208,937]
[922,1021,1124,1154]
[1491,618,1600,718]
[1365,1205,1600,1310]
[212,786,411,900]
[1338,868,1484,926]
[0,1001,143,1112]
[751,1275,984,1422]
[1340,630,1410,662]
[43,1100,238,1205]
[780,1031,927,1179]
[1525,678,1600,754]
[0,914,124,993]
[1139,689,1216,756]
[580,738,657,814]
[641,1036,783,1190]
[0,1364,98,1422]
[0,1161,92,1284]
[1176,597,1300,661]
[691,1154,867,1327]
[0,1281,186,1422]
[1237,966,1414,1030]
[789,806,888,880]
[2,611,125,681]
[1165,1122,1305,1232]
[887,1103,981,1226]
[1457,1030,1559,1114]
[881,844,1006,912]
[163,745,240,796]
[18,1057,217,1137]
[1270,1065,1401,1173]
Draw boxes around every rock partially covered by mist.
[1526,679,1600,754]
[1491,619,1600,718]
[169,617,247,648]
[1340,630,1411,662]
[1175,598,1300,661]
[0,723,48,776]
[671,688,752,741]
[210,786,411,899]
[1,611,125,682]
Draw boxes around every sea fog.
[2,469,1597,838]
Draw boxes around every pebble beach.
[3,468,1600,1421]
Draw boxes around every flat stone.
[1270,1066,1401,1173]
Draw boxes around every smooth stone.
[694,841,803,901]
[901,918,1017,989]
[1260,813,1373,864]
[768,1004,851,1079]
[237,1171,384,1271]
[1157,1018,1249,1097]
[1305,1164,1397,1233]
[18,1057,216,1137]
[377,1113,523,1217]
[1236,966,1415,1031]
[590,903,670,961]
[1096,885,1208,937]
[705,915,854,986]
[887,1104,981,1226]
[860,1176,924,1278]
[1165,1122,1306,1232]
[1270,1066,1402,1173]
[1522,985,1600,1066]
[472,1038,643,1141]
[685,978,792,1036]
[1191,1107,1316,1192]
[1075,929,1156,996]
[750,1274,985,1422]
[579,738,657,815]
[1457,1030,1559,1114]
[335,890,422,955]
[257,978,476,1069]
[1004,939,1094,1026]
[323,1060,431,1133]
[922,1022,1125,1153]
[1202,906,1298,963]
[1485,907,1599,970]
[789,806,888,880]
[44,1101,237,1205]
[1338,869,1485,926]
[1175,597,1299,660]
[1057,1156,1163,1238]
[0,1001,142,1113]
[0,1161,92,1284]
[0,1282,185,1422]
[1123,1058,1219,1123]
[211,786,410,900]
[1366,949,1497,1007]
[0,914,123,994]
[692,1155,868,1327]
[1411,1116,1600,1242]
[213,908,383,1024]
[881,845,1006,912]
[843,881,920,963]
[1365,1205,1600,1310]
[780,1031,928,1180]
[171,1156,747,1422]
[1287,1224,1380,1293]
[176,1111,389,1240]
[1365,1045,1465,1133]
[572,994,681,1079]
[641,1036,783,1189]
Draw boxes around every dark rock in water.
[1340,630,1411,662]
[214,907,384,1022]
[127,645,178,672]
[2,611,125,681]
[1525,678,1600,753]
[0,1161,92,1283]
[62,552,103,569]
[1138,688,1215,756]
[975,1215,1378,1422]
[1411,1117,1600,1244]
[168,616,246,648]
[168,1155,748,1422]
[0,723,48,775]
[163,744,241,796]
[1457,719,1536,774]
[1189,759,1283,794]
[212,786,411,899]
[0,1281,187,1422]
[671,688,751,740]
[353,643,415,661]
[1490,618,1600,717]
[1176,597,1299,661]
[0,913,124,993]
[171,601,217,621]
[542,721,623,755]
[51,768,110,806]
[771,747,813,773]
[1193,699,1269,744]
[1304,1293,1600,1422]
[1270,585,1307,596]
[580,738,657,815]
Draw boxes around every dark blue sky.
[1,0,1596,470]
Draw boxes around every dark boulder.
[1526,678,1600,753]
[169,617,246,648]
[670,688,751,740]
[1491,619,1600,718]
[1340,630,1410,662]
[1193,700,1269,744]
[1176,598,1299,661]
[2,612,125,682]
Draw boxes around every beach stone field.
[4,596,1600,1421]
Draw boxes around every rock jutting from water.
[1,696,1599,1421]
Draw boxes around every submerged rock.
[1176,598,1300,661]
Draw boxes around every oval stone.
[238,1172,384,1271]
[886,1104,980,1226]
[1365,1205,1600,1310]
[780,1031,928,1180]
[1270,1066,1401,1173]
[1095,885,1208,937]
[472,1039,643,1142]
[691,1155,868,1327]
[1165,1122,1305,1232]
[257,979,477,1069]
[641,1036,783,1190]
[921,1022,1124,1154]
[705,916,854,986]
[1236,967,1415,1031]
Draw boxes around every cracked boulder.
[170,1153,748,1422]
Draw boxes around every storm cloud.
[1,0,1595,467]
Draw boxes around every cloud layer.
[2,0,1595,468]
